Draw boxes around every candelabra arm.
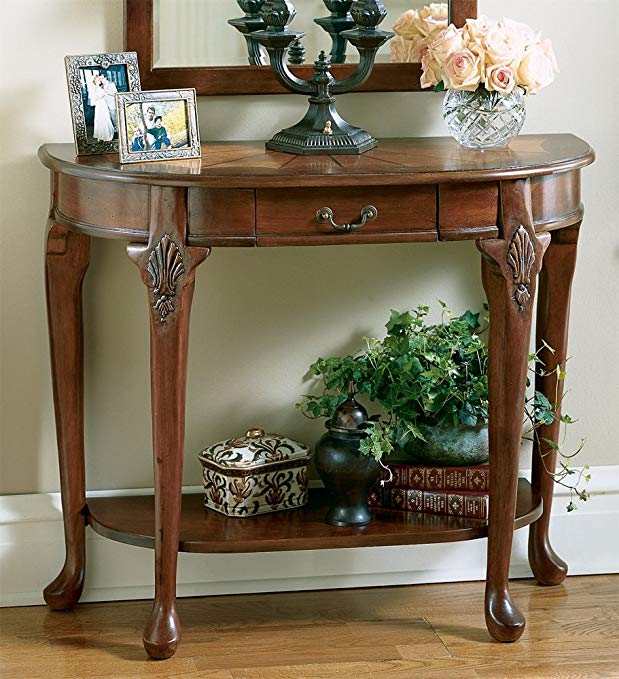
[267,46,315,94]
[329,48,376,94]
[245,35,267,66]
[330,17,393,93]
[229,1,268,66]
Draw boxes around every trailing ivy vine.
[297,302,590,511]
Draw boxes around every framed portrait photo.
[65,51,141,155]
[116,89,201,164]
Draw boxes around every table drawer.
[188,188,255,246]
[256,186,437,242]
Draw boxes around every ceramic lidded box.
[198,428,311,517]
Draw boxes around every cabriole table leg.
[128,186,210,659]
[528,225,581,585]
[477,179,550,642]
[43,221,91,610]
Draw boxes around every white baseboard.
[1,466,618,608]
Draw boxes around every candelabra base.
[266,104,377,155]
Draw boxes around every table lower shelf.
[86,478,541,554]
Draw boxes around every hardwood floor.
[1,575,617,679]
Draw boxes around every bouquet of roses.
[390,3,449,63]
[392,7,558,96]
[424,15,558,94]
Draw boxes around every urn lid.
[198,428,310,470]
[327,382,368,435]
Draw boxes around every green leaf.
[298,301,585,495]
[461,310,480,329]
[434,80,446,92]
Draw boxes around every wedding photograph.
[65,51,141,154]
[80,65,127,142]
[116,89,200,163]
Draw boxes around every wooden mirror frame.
[125,0,477,96]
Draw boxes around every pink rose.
[443,49,482,91]
[485,64,516,95]
[517,39,558,94]
[429,25,464,66]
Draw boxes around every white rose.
[420,50,443,88]
[393,9,423,40]
[517,39,558,94]
[502,17,539,51]
[463,15,498,43]
[417,3,449,37]
[419,3,449,22]
[393,5,448,41]
[483,24,525,68]
[390,35,416,63]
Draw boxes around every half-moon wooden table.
[39,135,594,660]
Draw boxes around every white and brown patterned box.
[198,428,310,518]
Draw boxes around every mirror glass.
[154,1,449,67]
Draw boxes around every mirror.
[125,1,477,95]
[154,1,447,68]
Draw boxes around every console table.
[39,135,594,660]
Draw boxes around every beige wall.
[1,0,617,495]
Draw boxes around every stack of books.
[369,462,490,519]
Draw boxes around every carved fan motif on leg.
[147,234,185,322]
[507,225,536,312]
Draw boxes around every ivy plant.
[297,302,590,511]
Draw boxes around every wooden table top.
[39,134,594,188]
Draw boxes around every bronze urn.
[314,384,381,526]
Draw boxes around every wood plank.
[473,662,619,679]
[1,576,617,678]
[192,620,446,670]
[85,480,541,553]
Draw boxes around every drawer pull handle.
[316,205,378,232]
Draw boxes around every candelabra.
[231,0,393,155]
[229,0,359,66]
[314,0,356,64]
[228,1,268,66]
